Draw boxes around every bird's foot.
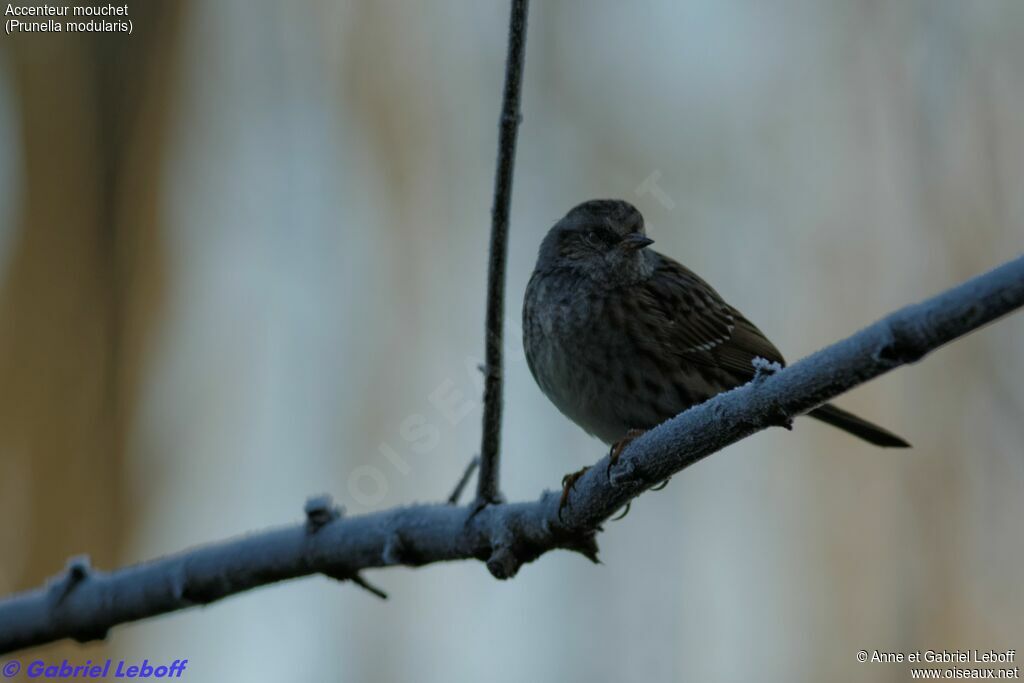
[607,429,647,478]
[559,466,590,521]
[650,478,671,491]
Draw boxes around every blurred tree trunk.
[0,0,187,657]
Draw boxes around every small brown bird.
[523,199,909,511]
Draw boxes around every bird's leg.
[559,466,590,520]
[607,428,647,477]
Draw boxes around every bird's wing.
[632,254,786,379]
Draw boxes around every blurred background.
[1,1,1023,681]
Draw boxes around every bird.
[522,199,910,515]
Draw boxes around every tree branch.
[1,254,1022,654]
[477,0,530,505]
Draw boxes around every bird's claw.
[606,428,647,478]
[609,501,631,521]
[558,466,590,521]
[608,476,669,523]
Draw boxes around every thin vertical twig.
[477,0,530,505]
[447,456,480,505]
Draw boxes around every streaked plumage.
[523,199,909,449]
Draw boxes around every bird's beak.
[620,234,654,251]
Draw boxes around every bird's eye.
[585,231,601,246]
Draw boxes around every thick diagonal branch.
[1,254,1022,654]
[477,0,530,505]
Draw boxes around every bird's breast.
[523,272,626,441]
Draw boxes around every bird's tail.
[808,403,910,448]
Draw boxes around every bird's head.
[535,199,655,284]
